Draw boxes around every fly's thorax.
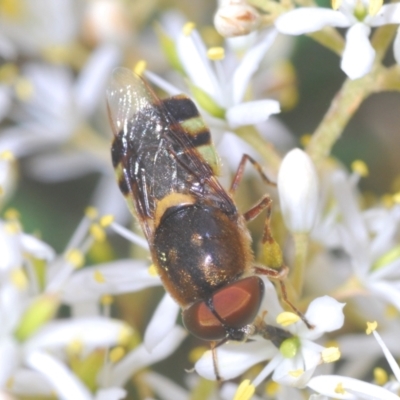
[152,201,254,307]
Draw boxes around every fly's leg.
[230,154,276,196]
[231,155,314,329]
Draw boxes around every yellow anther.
[324,339,339,348]
[322,347,341,363]
[207,46,225,61]
[109,346,125,363]
[331,0,342,10]
[148,264,159,276]
[4,208,20,220]
[10,268,28,290]
[335,382,346,394]
[101,294,113,306]
[100,214,114,228]
[381,194,394,208]
[6,377,14,389]
[0,62,18,83]
[118,325,132,346]
[188,346,207,364]
[93,270,105,283]
[288,369,304,377]
[65,249,85,269]
[4,221,20,234]
[67,339,83,356]
[183,22,196,36]
[90,223,106,242]
[14,77,34,101]
[369,0,383,16]
[265,381,279,396]
[385,304,398,319]
[300,134,311,147]
[276,311,300,327]
[374,367,388,385]
[0,0,22,19]
[233,379,255,400]
[351,160,369,177]
[0,150,15,161]
[133,60,147,76]
[393,192,400,204]
[85,206,98,220]
[366,321,378,335]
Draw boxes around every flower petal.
[0,336,19,386]
[369,3,400,26]
[303,296,345,340]
[108,326,187,387]
[278,149,319,233]
[74,43,121,117]
[307,375,400,399]
[226,100,280,128]
[394,26,400,64]
[195,341,276,380]
[176,29,222,106]
[24,317,132,353]
[62,260,159,304]
[232,29,277,104]
[144,292,180,351]
[26,351,92,400]
[275,8,350,35]
[341,23,375,80]
[95,388,126,400]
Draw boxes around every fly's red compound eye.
[182,276,264,341]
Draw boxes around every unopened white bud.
[214,1,260,38]
[278,149,319,233]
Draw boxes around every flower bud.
[278,149,319,233]
[214,1,260,38]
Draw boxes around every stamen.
[90,223,106,242]
[148,264,159,276]
[322,347,341,363]
[234,379,255,400]
[207,47,225,61]
[10,268,28,290]
[93,270,106,283]
[335,382,346,394]
[134,60,147,76]
[373,367,388,385]
[288,369,303,377]
[109,346,125,363]
[14,77,34,101]
[183,22,196,36]
[366,321,378,335]
[85,206,98,220]
[369,0,383,16]
[65,249,85,269]
[276,311,300,327]
[100,214,114,227]
[351,159,369,177]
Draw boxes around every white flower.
[275,0,400,79]
[0,44,120,181]
[278,149,319,233]
[331,170,400,312]
[146,24,280,129]
[195,278,344,388]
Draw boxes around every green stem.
[305,68,379,165]
[308,27,345,56]
[235,125,282,172]
[372,23,398,62]
[291,232,309,298]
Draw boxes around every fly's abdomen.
[153,204,253,306]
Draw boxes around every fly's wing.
[107,67,236,241]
